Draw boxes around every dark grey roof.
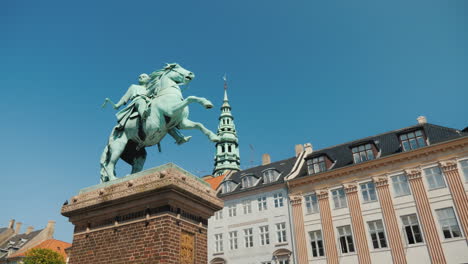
[0,229,43,259]
[219,156,297,197]
[297,123,467,179]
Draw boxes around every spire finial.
[223,74,228,102]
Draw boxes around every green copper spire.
[213,76,240,176]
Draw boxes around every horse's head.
[164,63,195,85]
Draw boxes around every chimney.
[304,143,313,154]
[15,222,22,234]
[417,116,427,124]
[295,144,304,157]
[25,226,34,235]
[262,154,271,165]
[45,220,55,238]
[8,219,15,229]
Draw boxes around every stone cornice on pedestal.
[373,175,389,187]
[62,163,223,220]
[343,183,358,194]
[405,168,422,180]
[439,159,458,172]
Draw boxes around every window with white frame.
[242,200,252,214]
[258,196,268,211]
[309,230,325,257]
[259,225,270,245]
[305,194,319,214]
[436,207,462,239]
[391,174,411,196]
[214,234,223,253]
[229,231,238,250]
[352,143,375,164]
[460,160,468,182]
[399,130,426,151]
[360,182,377,202]
[276,222,287,243]
[221,181,236,193]
[424,166,446,189]
[307,156,327,175]
[214,210,223,220]
[337,225,355,254]
[367,220,387,249]
[401,214,423,244]
[332,188,347,209]
[244,228,253,248]
[274,192,284,208]
[228,204,237,217]
[241,176,256,188]
[262,169,279,184]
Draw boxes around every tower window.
[228,145,232,152]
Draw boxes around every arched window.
[241,176,257,188]
[222,181,236,193]
[262,169,280,184]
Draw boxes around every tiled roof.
[8,239,71,260]
[296,123,467,179]
[204,173,228,190]
[0,230,43,260]
[219,156,297,197]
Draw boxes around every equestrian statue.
[100,63,220,182]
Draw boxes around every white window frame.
[459,159,468,182]
[309,230,325,257]
[274,192,284,208]
[259,225,270,246]
[360,182,377,202]
[305,194,319,214]
[244,228,253,248]
[424,166,446,190]
[337,225,355,254]
[242,200,252,214]
[307,156,327,175]
[367,220,387,249]
[228,204,237,217]
[258,196,268,211]
[262,169,279,184]
[214,233,223,253]
[229,231,238,250]
[391,174,411,197]
[352,143,375,163]
[436,207,462,239]
[214,210,223,220]
[331,188,347,209]
[276,222,287,243]
[401,214,424,245]
[241,176,256,188]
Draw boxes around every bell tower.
[213,76,240,176]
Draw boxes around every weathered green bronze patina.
[100,63,219,182]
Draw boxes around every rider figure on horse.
[103,72,191,145]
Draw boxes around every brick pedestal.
[62,163,223,264]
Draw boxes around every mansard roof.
[0,229,43,260]
[295,123,468,179]
[219,156,297,197]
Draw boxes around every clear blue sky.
[1,0,467,243]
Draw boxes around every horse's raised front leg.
[169,96,213,114]
[179,118,220,142]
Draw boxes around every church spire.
[213,75,240,176]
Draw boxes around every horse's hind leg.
[178,118,220,142]
[103,132,129,181]
[131,148,147,174]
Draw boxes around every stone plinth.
[62,163,223,264]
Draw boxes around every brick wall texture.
[69,214,207,264]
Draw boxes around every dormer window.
[221,181,236,193]
[307,156,328,175]
[241,176,257,188]
[263,169,280,184]
[399,130,426,151]
[352,143,376,164]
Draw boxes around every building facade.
[208,156,298,264]
[286,117,468,264]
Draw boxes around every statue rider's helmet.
[138,73,150,85]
